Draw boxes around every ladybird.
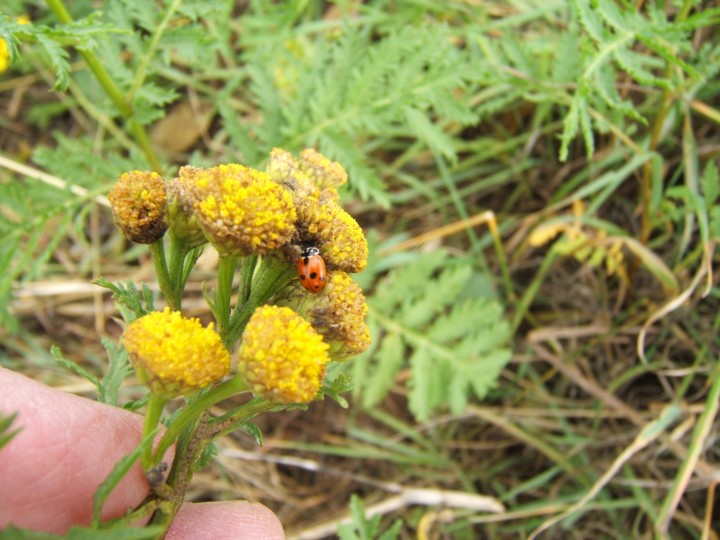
[297,247,327,293]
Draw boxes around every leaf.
[361,332,405,409]
[613,46,669,89]
[574,0,607,42]
[35,33,71,91]
[51,345,100,391]
[700,161,720,206]
[337,494,402,540]
[239,422,264,446]
[404,107,457,162]
[92,428,159,525]
[559,94,580,163]
[98,338,133,406]
[94,278,154,321]
[0,412,21,450]
[358,251,512,421]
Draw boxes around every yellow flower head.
[238,305,330,403]
[166,166,208,248]
[191,164,297,256]
[298,148,348,193]
[294,197,368,273]
[108,171,168,244]
[123,307,230,398]
[309,271,371,360]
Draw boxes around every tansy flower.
[166,166,208,248]
[307,271,370,360]
[108,170,168,244]
[238,305,330,404]
[294,196,368,273]
[123,307,230,398]
[190,164,296,256]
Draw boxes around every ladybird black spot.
[299,274,306,280]
[302,257,310,264]
[310,272,317,279]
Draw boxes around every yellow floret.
[238,305,330,403]
[123,308,231,397]
[191,164,297,256]
[295,197,368,272]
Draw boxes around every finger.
[0,367,151,533]
[167,501,284,540]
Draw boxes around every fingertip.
[167,501,284,540]
[0,368,152,531]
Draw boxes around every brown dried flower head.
[108,170,168,244]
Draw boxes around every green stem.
[487,215,515,301]
[237,255,259,305]
[168,234,190,298]
[511,249,558,332]
[638,0,693,245]
[225,258,296,349]
[141,393,167,469]
[128,0,182,100]
[217,256,238,336]
[149,240,179,310]
[152,375,249,462]
[208,398,285,438]
[45,0,162,173]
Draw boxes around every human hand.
[0,367,284,539]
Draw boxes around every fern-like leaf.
[356,251,511,421]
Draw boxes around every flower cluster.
[109,148,370,404]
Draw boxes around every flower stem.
[168,234,190,298]
[225,256,295,348]
[217,256,238,336]
[152,375,249,462]
[149,240,179,310]
[45,0,163,174]
[141,393,167,470]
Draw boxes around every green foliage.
[555,0,718,160]
[353,250,512,421]
[701,161,720,240]
[337,494,403,540]
[98,337,133,407]
[51,344,100,388]
[95,278,155,322]
[228,21,480,202]
[662,160,720,246]
[0,525,163,540]
[91,427,159,525]
[0,412,21,450]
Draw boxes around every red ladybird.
[297,246,327,293]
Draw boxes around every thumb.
[168,501,284,540]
